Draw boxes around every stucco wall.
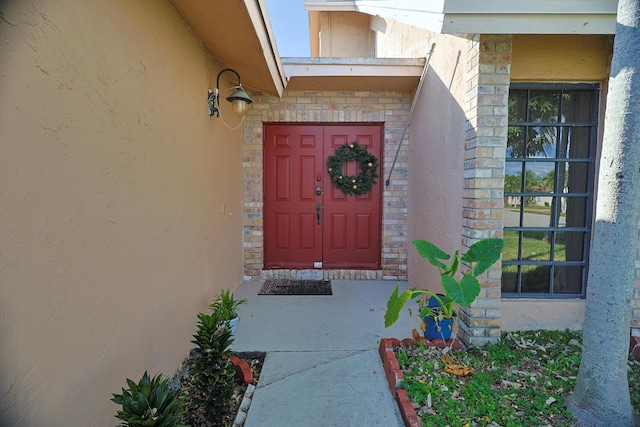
[407,33,469,292]
[511,34,612,82]
[0,0,243,425]
[375,19,434,58]
[318,11,375,57]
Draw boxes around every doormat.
[258,279,332,295]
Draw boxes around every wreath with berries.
[326,142,379,196]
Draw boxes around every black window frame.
[503,82,600,298]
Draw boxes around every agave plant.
[111,371,186,427]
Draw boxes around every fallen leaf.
[500,379,522,389]
[441,353,454,364]
[445,364,473,376]
[412,328,421,341]
[546,396,557,405]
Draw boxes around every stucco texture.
[407,33,468,291]
[0,0,243,425]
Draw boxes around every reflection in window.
[503,84,598,298]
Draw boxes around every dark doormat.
[258,279,332,295]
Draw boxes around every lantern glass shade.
[226,87,252,117]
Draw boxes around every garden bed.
[381,331,640,427]
[172,351,265,427]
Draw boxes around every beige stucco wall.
[407,33,469,291]
[502,300,585,331]
[0,0,243,425]
[375,19,434,58]
[317,11,375,57]
[511,34,612,82]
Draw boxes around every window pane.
[521,203,553,228]
[504,206,521,227]
[502,266,518,293]
[507,126,525,158]
[560,197,588,228]
[521,231,550,261]
[562,91,593,123]
[564,128,593,160]
[503,231,520,260]
[524,162,555,193]
[529,91,559,123]
[555,232,585,262]
[554,266,583,294]
[526,126,557,158]
[566,162,590,193]
[508,90,527,122]
[521,266,550,293]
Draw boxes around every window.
[503,84,599,297]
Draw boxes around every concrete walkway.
[231,280,417,427]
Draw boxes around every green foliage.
[397,330,602,426]
[384,283,413,327]
[385,238,503,326]
[189,311,236,417]
[111,371,186,427]
[209,289,247,321]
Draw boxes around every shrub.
[111,371,186,427]
[188,310,236,417]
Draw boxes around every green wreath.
[327,142,379,196]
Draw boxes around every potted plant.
[209,289,247,337]
[385,237,504,341]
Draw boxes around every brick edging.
[631,335,640,361]
[229,355,255,385]
[379,337,465,427]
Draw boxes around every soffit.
[169,0,286,96]
[304,0,618,34]
[282,57,425,91]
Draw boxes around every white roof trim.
[304,0,618,34]
[282,57,424,80]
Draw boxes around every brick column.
[459,34,512,346]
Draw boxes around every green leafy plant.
[385,238,504,327]
[188,310,236,417]
[111,371,186,427]
[209,289,247,321]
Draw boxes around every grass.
[395,330,640,427]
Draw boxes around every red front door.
[264,124,382,269]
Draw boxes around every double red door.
[264,124,382,269]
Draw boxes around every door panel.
[264,125,324,268]
[322,125,382,269]
[264,124,382,269]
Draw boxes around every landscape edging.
[379,337,465,427]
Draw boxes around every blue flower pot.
[423,294,455,340]
[424,316,455,341]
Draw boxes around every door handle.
[316,203,321,225]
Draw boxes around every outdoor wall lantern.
[208,68,253,118]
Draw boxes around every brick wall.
[241,90,411,281]
[460,34,512,346]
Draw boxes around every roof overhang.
[304,0,618,35]
[282,57,425,91]
[169,0,286,96]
